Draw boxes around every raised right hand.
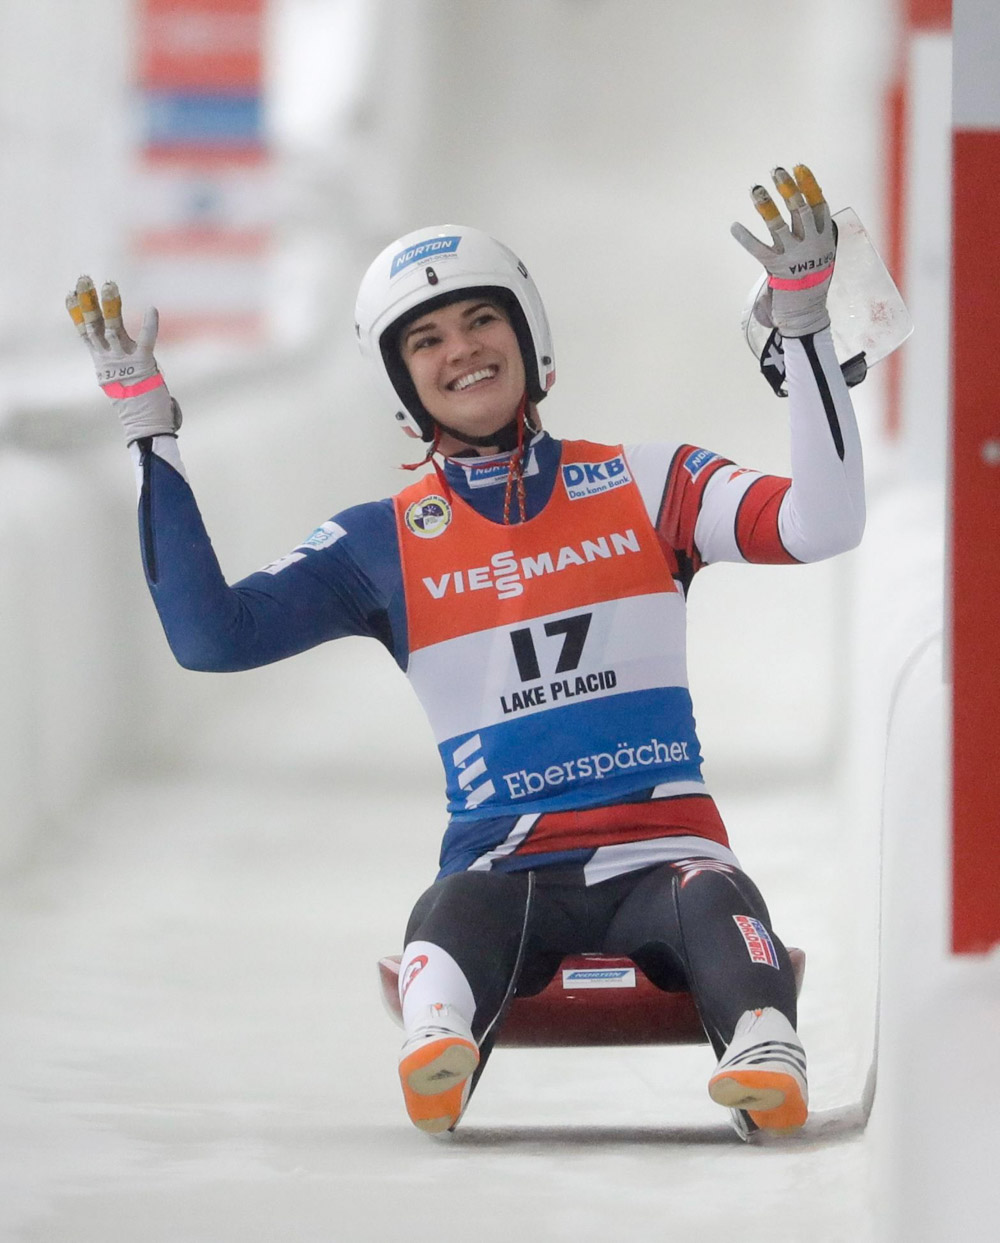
[67,276,181,444]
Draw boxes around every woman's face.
[400,297,526,449]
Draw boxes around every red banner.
[951,128,1000,954]
[906,0,951,29]
[137,0,264,91]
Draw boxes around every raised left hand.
[731,164,836,339]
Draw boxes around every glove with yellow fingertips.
[66,276,181,444]
[731,164,836,339]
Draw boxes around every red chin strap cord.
[401,393,529,525]
[501,393,529,526]
[400,423,453,500]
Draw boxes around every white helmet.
[354,224,555,442]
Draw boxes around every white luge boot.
[398,1003,479,1134]
[708,1007,808,1134]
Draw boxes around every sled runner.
[378,949,805,1047]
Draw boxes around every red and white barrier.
[884,0,952,453]
[873,4,1000,1237]
[950,0,1000,954]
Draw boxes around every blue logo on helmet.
[390,235,461,278]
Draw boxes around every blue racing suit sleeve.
[137,438,408,672]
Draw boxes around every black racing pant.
[404,860,798,1057]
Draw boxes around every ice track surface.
[0,645,876,1243]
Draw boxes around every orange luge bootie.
[708,1007,808,1135]
[398,1003,479,1134]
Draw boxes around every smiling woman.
[69,178,865,1142]
[356,226,556,458]
[399,298,528,454]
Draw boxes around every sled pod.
[378,950,806,1047]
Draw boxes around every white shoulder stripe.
[694,466,763,565]
[622,443,682,525]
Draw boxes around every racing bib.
[394,440,704,820]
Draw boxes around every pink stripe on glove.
[101,373,166,399]
[768,266,833,292]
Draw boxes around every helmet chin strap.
[402,395,534,524]
[433,394,537,454]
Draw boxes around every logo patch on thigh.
[401,954,429,998]
[733,914,779,968]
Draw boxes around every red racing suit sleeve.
[626,327,865,591]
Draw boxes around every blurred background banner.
[132,0,272,341]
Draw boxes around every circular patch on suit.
[404,495,453,539]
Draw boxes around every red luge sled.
[378,950,806,1047]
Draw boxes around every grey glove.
[67,275,181,444]
[731,164,836,339]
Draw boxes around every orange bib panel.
[393,440,707,823]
